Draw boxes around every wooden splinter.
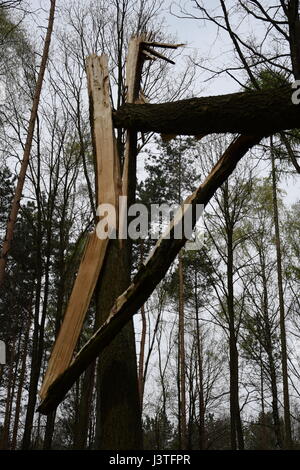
[39,55,119,401]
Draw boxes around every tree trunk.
[178,250,187,450]
[260,248,283,448]
[287,0,300,80]
[73,362,95,449]
[259,345,267,450]
[94,240,142,450]
[226,203,244,450]
[113,85,300,136]
[22,296,42,449]
[194,275,206,450]
[229,331,244,450]
[270,137,292,449]
[11,317,31,449]
[138,303,146,406]
[23,139,54,448]
[269,362,283,448]
[0,339,15,449]
[138,240,146,407]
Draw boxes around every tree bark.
[113,85,300,136]
[271,137,292,449]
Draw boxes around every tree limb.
[113,85,300,136]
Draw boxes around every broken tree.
[38,32,300,447]
[39,37,183,449]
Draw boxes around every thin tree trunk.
[7,335,22,449]
[138,303,146,406]
[43,178,77,450]
[138,240,146,406]
[0,0,56,287]
[194,275,206,450]
[11,316,31,450]
[259,345,267,450]
[43,236,68,449]
[178,250,187,450]
[22,115,54,449]
[260,248,283,448]
[270,137,292,449]
[35,406,42,448]
[0,339,15,449]
[176,337,181,448]
[22,249,42,449]
[73,362,95,449]
[226,194,244,450]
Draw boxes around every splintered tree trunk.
[89,46,143,449]
[270,138,292,449]
[94,241,142,449]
